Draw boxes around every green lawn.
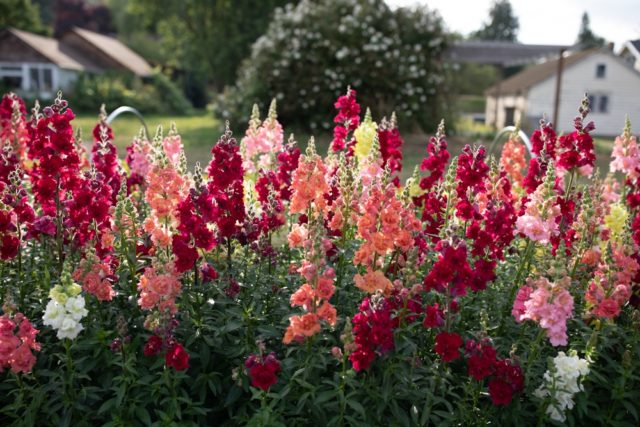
[73,111,221,166]
[73,111,616,182]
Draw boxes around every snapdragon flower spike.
[512,276,573,346]
[0,93,29,165]
[42,264,88,340]
[173,163,217,273]
[0,311,40,374]
[585,243,639,319]
[423,238,473,297]
[377,112,404,185]
[142,126,189,248]
[91,105,122,202]
[124,129,152,192]
[27,93,82,217]
[330,87,361,152]
[349,293,399,371]
[555,95,596,176]
[245,352,281,391]
[454,144,490,221]
[73,250,116,302]
[516,163,562,245]
[523,118,557,194]
[488,358,524,406]
[275,136,301,201]
[0,160,34,259]
[533,351,589,422]
[417,119,450,192]
[499,131,527,189]
[254,169,286,234]
[413,121,451,245]
[352,181,420,279]
[67,166,114,250]
[241,100,284,173]
[207,123,246,241]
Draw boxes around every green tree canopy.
[577,12,605,49]
[0,0,45,34]
[119,0,298,93]
[471,0,519,42]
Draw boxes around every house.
[485,48,640,135]
[0,27,152,99]
[619,39,640,72]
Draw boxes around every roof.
[447,40,572,67]
[630,40,640,54]
[7,28,94,71]
[1,27,151,76]
[485,49,598,96]
[68,27,152,77]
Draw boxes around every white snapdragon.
[533,351,590,422]
[42,268,88,340]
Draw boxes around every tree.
[577,12,605,49]
[120,0,299,99]
[219,0,451,132]
[0,0,45,34]
[53,0,115,37]
[471,0,519,42]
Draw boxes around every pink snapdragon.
[241,101,284,173]
[513,277,573,346]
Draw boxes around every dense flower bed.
[1,89,640,426]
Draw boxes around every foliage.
[1,88,640,427]
[120,0,298,96]
[471,0,519,42]
[577,12,605,49]
[0,0,45,34]
[450,63,499,97]
[66,70,192,115]
[52,0,115,37]
[218,0,451,133]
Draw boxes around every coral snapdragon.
[0,311,40,374]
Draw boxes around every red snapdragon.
[330,88,361,152]
[245,352,281,391]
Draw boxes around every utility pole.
[552,48,566,128]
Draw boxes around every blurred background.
[1,0,639,177]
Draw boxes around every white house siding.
[526,52,640,136]
[485,94,527,129]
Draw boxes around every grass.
[73,111,617,183]
[73,110,221,167]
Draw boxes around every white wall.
[526,52,640,135]
[485,94,527,129]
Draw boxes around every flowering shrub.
[1,89,640,426]
[219,0,450,132]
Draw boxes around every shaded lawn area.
[73,111,616,182]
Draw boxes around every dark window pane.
[599,95,609,113]
[43,68,53,91]
[29,67,40,90]
[588,94,596,109]
[596,64,606,78]
[1,76,22,89]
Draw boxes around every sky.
[386,0,640,50]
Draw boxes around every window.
[599,95,609,113]
[596,63,606,78]
[586,93,610,113]
[26,65,55,93]
[0,64,23,90]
